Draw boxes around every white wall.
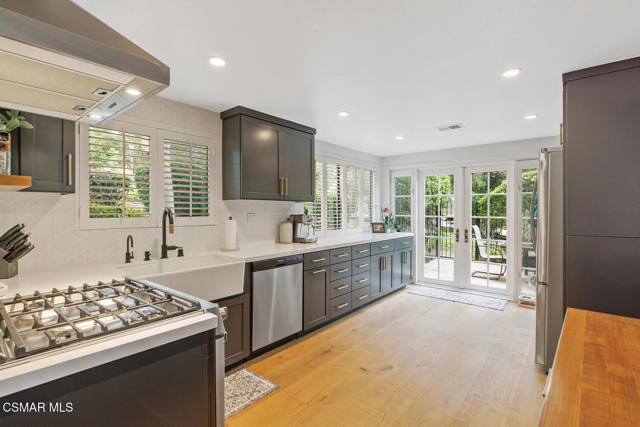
[380,135,560,209]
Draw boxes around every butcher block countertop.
[539,308,640,426]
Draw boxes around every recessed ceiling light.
[524,114,537,120]
[209,56,226,67]
[88,114,102,119]
[337,111,350,117]
[394,135,405,141]
[126,88,141,96]
[502,68,521,78]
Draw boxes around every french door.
[417,164,514,297]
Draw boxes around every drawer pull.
[357,263,369,268]
[311,268,326,274]
[356,249,368,253]
[336,302,349,309]
[311,257,327,263]
[355,278,368,284]
[357,294,369,300]
[336,253,349,258]
[336,284,349,290]
[379,245,390,249]
[402,241,409,244]
[336,268,349,274]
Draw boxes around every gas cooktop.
[0,279,202,366]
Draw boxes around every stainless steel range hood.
[0,0,169,124]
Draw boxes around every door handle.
[67,153,73,186]
[455,228,460,242]
[464,229,469,243]
[311,268,326,274]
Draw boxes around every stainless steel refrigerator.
[535,147,564,372]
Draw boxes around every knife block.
[0,247,18,279]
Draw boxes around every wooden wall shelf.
[0,175,32,192]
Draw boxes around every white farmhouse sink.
[117,254,245,301]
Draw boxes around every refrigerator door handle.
[537,149,551,285]
[535,282,548,366]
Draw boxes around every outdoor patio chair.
[471,224,506,279]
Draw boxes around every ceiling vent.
[436,123,464,132]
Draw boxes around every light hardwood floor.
[228,285,547,427]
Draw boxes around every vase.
[0,133,10,175]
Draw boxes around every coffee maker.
[290,214,318,243]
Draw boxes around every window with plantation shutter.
[304,160,323,231]
[88,126,151,219]
[163,139,210,217]
[346,166,361,229]
[361,168,375,228]
[325,163,343,231]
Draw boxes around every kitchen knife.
[5,243,34,262]
[0,223,23,242]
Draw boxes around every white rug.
[408,286,507,311]
[224,368,279,419]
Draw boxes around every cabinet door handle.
[311,268,326,274]
[381,257,386,271]
[285,176,288,196]
[357,294,369,300]
[336,253,349,258]
[279,177,284,197]
[311,257,326,263]
[356,249,368,253]
[336,302,349,309]
[336,268,349,274]
[336,284,349,290]
[67,153,73,186]
[355,278,368,284]
[357,263,368,268]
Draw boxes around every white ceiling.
[72,0,640,156]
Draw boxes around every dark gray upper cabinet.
[563,60,640,238]
[17,112,75,193]
[221,106,315,201]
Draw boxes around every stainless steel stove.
[0,278,203,365]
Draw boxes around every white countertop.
[214,232,414,262]
[0,231,412,396]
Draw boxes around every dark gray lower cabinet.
[402,249,413,285]
[218,294,250,366]
[18,112,75,193]
[303,267,329,330]
[371,252,392,299]
[392,250,403,289]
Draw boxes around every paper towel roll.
[224,216,237,250]
[279,221,293,243]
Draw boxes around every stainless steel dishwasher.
[252,254,303,351]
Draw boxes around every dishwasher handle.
[253,254,304,272]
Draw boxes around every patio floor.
[424,260,507,289]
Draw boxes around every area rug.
[224,368,279,418]
[408,286,507,311]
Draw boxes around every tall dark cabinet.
[221,106,315,202]
[563,57,640,318]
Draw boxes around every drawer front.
[304,250,330,269]
[329,293,352,319]
[330,246,352,264]
[394,237,414,250]
[352,285,372,309]
[351,257,371,274]
[351,243,371,259]
[371,241,394,255]
[328,277,352,299]
[351,271,371,290]
[329,260,352,281]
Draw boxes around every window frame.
[390,169,415,233]
[157,129,215,227]
[78,121,158,230]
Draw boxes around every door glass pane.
[469,169,507,289]
[519,167,538,297]
[393,175,412,232]
[423,174,455,282]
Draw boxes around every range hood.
[0,0,169,124]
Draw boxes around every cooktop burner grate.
[0,279,202,365]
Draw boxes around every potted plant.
[382,208,401,233]
[0,110,33,175]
